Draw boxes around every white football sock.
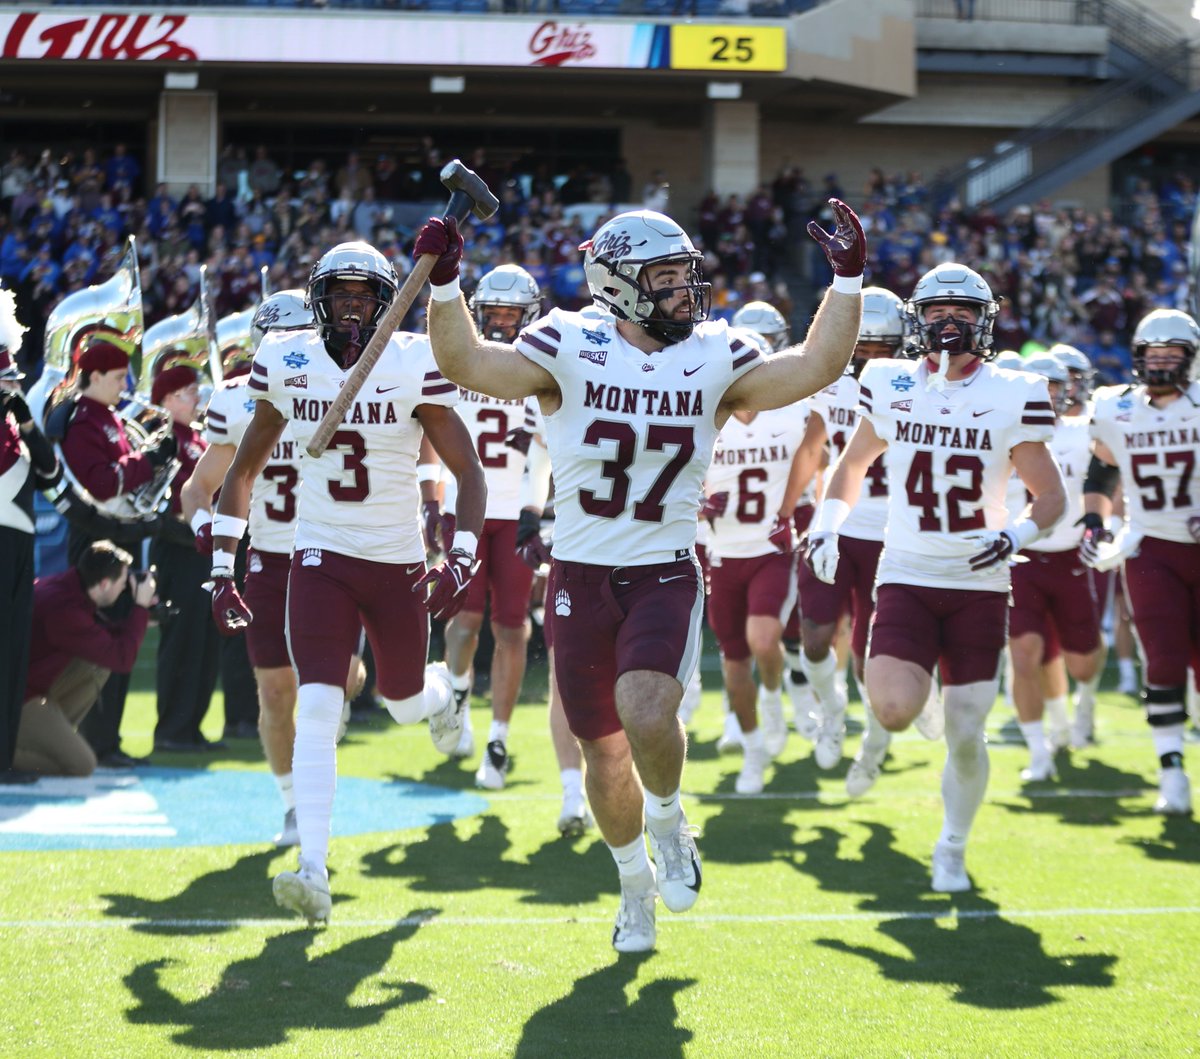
[292,683,343,871]
[940,680,996,843]
[801,648,841,719]
[274,770,296,812]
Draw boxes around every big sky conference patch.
[0,768,487,851]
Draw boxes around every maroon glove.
[768,513,795,554]
[504,427,534,455]
[413,216,463,286]
[807,198,866,278]
[699,491,729,527]
[414,547,480,621]
[422,500,444,552]
[967,530,1017,571]
[440,512,457,548]
[1077,513,1114,567]
[211,576,252,636]
[194,522,213,556]
[515,509,552,570]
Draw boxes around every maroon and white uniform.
[248,329,457,697]
[705,406,806,661]
[516,307,765,739]
[858,358,1054,684]
[442,390,540,628]
[59,395,156,510]
[206,377,303,669]
[1090,381,1200,689]
[799,371,889,657]
[1007,413,1102,654]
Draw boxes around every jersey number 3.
[578,420,695,523]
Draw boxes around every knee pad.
[1144,685,1187,727]
[384,691,426,725]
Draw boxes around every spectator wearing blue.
[103,144,141,197]
[1085,329,1133,384]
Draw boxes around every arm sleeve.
[520,437,552,512]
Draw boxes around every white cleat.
[760,695,788,758]
[273,864,332,924]
[646,813,702,913]
[1047,725,1071,753]
[612,881,657,953]
[735,744,769,795]
[1021,758,1058,783]
[273,808,299,848]
[557,794,594,838]
[425,663,464,755]
[716,712,744,755]
[914,684,945,741]
[451,693,474,759]
[1155,767,1192,816]
[931,840,971,893]
[845,736,890,798]
[1070,703,1095,749]
[474,740,509,790]
[787,675,821,741]
[1116,675,1139,697]
[678,670,703,726]
[813,712,846,771]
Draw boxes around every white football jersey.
[248,329,457,563]
[1089,381,1200,544]
[442,392,539,521]
[205,377,301,556]
[858,358,1055,592]
[706,405,808,559]
[1017,414,1090,552]
[810,372,890,542]
[516,308,765,565]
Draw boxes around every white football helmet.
[469,264,542,341]
[581,210,710,344]
[852,286,905,375]
[251,289,312,353]
[990,349,1026,371]
[1047,343,1094,403]
[731,301,789,352]
[1023,353,1070,412]
[905,263,999,359]
[1131,308,1200,387]
[306,241,398,347]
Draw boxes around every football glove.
[1077,512,1114,568]
[193,522,213,556]
[803,532,840,584]
[504,427,534,455]
[413,216,463,286]
[966,530,1017,571]
[699,491,729,527]
[210,575,252,636]
[806,198,866,278]
[414,547,480,621]
[515,508,551,570]
[768,513,795,554]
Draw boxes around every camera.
[127,567,180,623]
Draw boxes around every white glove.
[804,532,841,585]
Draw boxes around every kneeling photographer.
[15,541,155,777]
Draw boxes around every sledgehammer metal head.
[440,159,499,223]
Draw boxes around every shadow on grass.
[101,850,309,933]
[360,817,614,905]
[513,951,695,1059]
[1120,813,1200,864]
[123,908,438,1050]
[996,757,1153,828]
[792,822,1118,1008]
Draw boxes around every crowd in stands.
[1,141,1196,389]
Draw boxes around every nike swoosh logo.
[376,385,403,394]
[683,364,705,377]
[405,564,425,575]
[659,574,690,583]
[972,410,991,418]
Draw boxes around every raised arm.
[722,200,865,414]
[417,217,558,402]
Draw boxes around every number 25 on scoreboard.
[669,25,787,73]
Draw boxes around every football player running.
[1005,353,1103,780]
[183,290,363,848]
[418,200,864,952]
[210,242,486,924]
[702,326,808,794]
[806,263,1065,893]
[1081,308,1200,815]
[791,287,904,791]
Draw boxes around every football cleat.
[760,693,788,758]
[451,690,474,759]
[1154,767,1192,816]
[716,711,744,755]
[475,740,509,790]
[914,683,945,741]
[612,880,657,953]
[931,839,971,893]
[1020,758,1058,783]
[273,808,299,848]
[735,743,769,795]
[646,813,702,913]
[425,663,464,754]
[273,863,332,924]
[557,793,594,838]
[845,736,890,798]
[786,675,820,741]
[1070,699,1095,749]
[813,711,846,770]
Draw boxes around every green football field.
[2,643,1198,1059]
